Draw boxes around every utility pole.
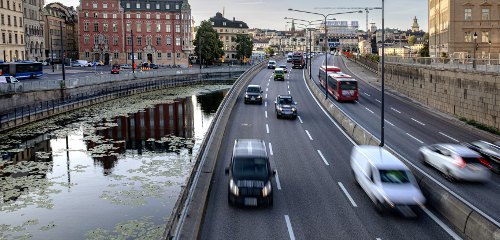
[60,22,65,80]
[199,35,202,71]
[131,29,135,73]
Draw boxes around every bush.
[458,116,500,135]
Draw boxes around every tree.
[193,20,224,66]
[235,34,253,64]
[419,33,430,57]
[408,35,417,45]
[265,47,275,57]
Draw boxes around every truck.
[291,52,305,69]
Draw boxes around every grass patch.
[458,116,500,135]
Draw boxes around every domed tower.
[411,16,419,32]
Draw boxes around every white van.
[0,76,20,84]
[350,146,425,216]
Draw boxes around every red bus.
[325,72,359,101]
[318,65,341,87]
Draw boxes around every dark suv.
[244,84,263,104]
[275,95,297,119]
[226,139,275,207]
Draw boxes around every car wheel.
[228,190,234,206]
[374,200,384,214]
[268,194,273,207]
[244,100,247,104]
[293,115,297,120]
[259,100,263,105]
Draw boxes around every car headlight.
[257,95,262,98]
[292,107,297,112]
[230,179,239,196]
[277,107,282,111]
[245,94,249,98]
[262,181,272,197]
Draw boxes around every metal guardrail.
[385,56,500,73]
[0,66,251,94]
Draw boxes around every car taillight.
[453,156,466,168]
[478,158,492,169]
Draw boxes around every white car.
[419,144,491,182]
[0,76,20,83]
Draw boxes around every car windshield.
[275,70,283,74]
[247,87,260,93]
[232,157,269,180]
[379,169,410,184]
[279,98,293,104]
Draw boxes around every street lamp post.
[381,0,385,146]
[473,32,477,69]
[288,9,362,99]
[488,40,491,65]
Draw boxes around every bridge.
[163,55,499,240]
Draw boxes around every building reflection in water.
[86,97,194,175]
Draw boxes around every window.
[137,36,142,45]
[156,14,160,19]
[94,23,99,32]
[93,3,97,8]
[0,14,3,25]
[113,23,117,32]
[146,3,150,9]
[14,34,18,44]
[176,14,180,20]
[146,14,150,19]
[464,32,472,42]
[94,12,98,18]
[136,3,140,8]
[146,23,151,32]
[167,52,172,59]
[8,33,12,43]
[166,14,170,20]
[103,13,108,18]
[8,15,11,26]
[166,37,171,45]
[84,22,89,31]
[103,23,108,32]
[136,22,141,32]
[465,8,472,20]
[156,23,161,32]
[113,14,117,19]
[103,3,107,8]
[482,31,489,43]
[103,36,109,45]
[113,52,119,59]
[126,14,130,19]
[85,52,90,58]
[156,36,161,45]
[136,13,140,19]
[176,37,180,46]
[482,9,490,20]
[176,53,181,59]
[156,3,160,9]
[94,35,99,44]
[166,4,170,9]
[137,52,142,60]
[126,23,131,32]
[146,36,152,45]
[126,3,130,8]
[85,12,89,17]
[113,36,118,45]
[176,25,180,33]
[126,36,132,45]
[1,33,5,44]
[166,24,171,32]
[175,4,179,9]
[157,52,161,58]
[13,16,16,26]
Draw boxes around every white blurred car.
[419,144,491,182]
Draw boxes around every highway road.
[307,54,500,223]
[200,59,458,239]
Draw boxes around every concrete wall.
[382,63,500,130]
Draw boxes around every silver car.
[419,144,491,182]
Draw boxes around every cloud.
[234,0,264,5]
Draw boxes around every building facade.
[429,0,499,59]
[43,2,78,62]
[210,12,249,62]
[78,0,192,66]
[23,0,45,61]
[1,0,25,62]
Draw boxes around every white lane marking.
[267,82,269,86]
[406,133,424,144]
[439,132,460,142]
[275,171,282,190]
[317,150,329,166]
[411,118,426,126]
[288,91,291,94]
[265,102,267,107]
[384,119,395,127]
[305,130,313,140]
[355,100,359,104]
[266,88,269,92]
[288,85,290,89]
[363,92,371,97]
[266,124,270,134]
[376,238,382,240]
[265,111,268,118]
[391,107,401,114]
[269,142,273,156]
[365,107,375,114]
[338,182,358,207]
[298,116,303,124]
[265,94,268,98]
[421,207,462,240]
[375,99,381,103]
[284,215,296,240]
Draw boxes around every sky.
[46,0,428,32]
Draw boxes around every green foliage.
[265,47,275,56]
[458,116,500,135]
[419,36,430,57]
[193,21,224,65]
[408,35,417,45]
[235,34,253,62]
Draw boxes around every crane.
[314,7,382,32]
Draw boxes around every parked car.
[0,76,20,84]
[463,140,499,174]
[279,64,288,73]
[225,139,275,207]
[275,95,297,119]
[351,146,425,216]
[111,64,120,74]
[120,64,133,69]
[419,144,491,182]
[244,84,263,104]
[90,61,104,66]
[72,60,91,67]
[267,60,276,69]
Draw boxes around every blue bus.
[0,61,43,79]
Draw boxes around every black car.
[244,84,263,104]
[226,139,275,207]
[464,140,500,174]
[275,95,297,119]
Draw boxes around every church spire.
[411,16,419,32]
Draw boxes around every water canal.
[0,85,230,239]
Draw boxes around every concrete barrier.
[303,64,499,240]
